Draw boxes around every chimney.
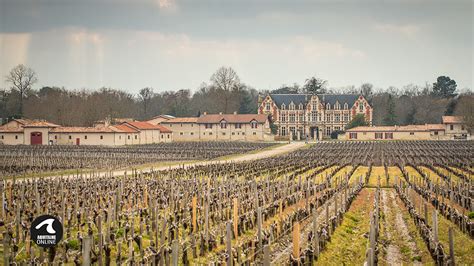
[233,111,237,115]
[203,112,207,115]
[219,112,223,115]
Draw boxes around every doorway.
[31,132,42,145]
[310,127,319,140]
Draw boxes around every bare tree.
[5,64,38,116]
[360,83,373,102]
[210,66,240,113]
[139,87,154,118]
[454,93,474,133]
[303,76,327,94]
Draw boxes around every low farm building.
[155,112,274,142]
[343,116,470,141]
[0,119,172,146]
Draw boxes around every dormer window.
[335,102,340,110]
[281,103,286,110]
[299,103,303,110]
[289,102,295,110]
[326,103,331,110]
[220,120,227,129]
[250,120,258,129]
[344,103,348,110]
[265,102,271,111]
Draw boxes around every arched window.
[281,103,286,110]
[359,102,364,112]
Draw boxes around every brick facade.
[258,94,373,140]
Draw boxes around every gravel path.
[21,142,307,181]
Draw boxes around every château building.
[258,94,372,140]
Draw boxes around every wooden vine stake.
[233,198,239,238]
[192,196,197,233]
[292,222,300,262]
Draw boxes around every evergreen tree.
[345,114,368,129]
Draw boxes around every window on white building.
[266,102,270,111]
[251,121,258,129]
[326,113,331,122]
[326,127,331,136]
[359,102,364,112]
[289,102,295,110]
[220,120,227,129]
[344,113,349,122]
[299,113,304,122]
[281,103,286,110]
[289,114,296,122]
[281,127,287,136]
[344,103,349,110]
[280,114,286,122]
[235,123,242,129]
[335,102,340,110]
[335,114,340,122]
[311,111,317,122]
[326,103,331,110]
[299,103,304,110]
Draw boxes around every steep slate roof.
[442,116,463,124]
[269,94,360,107]
[347,124,445,132]
[197,114,268,124]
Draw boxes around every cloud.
[374,23,421,36]
[154,0,178,11]
[0,33,32,83]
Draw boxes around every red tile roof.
[122,121,172,133]
[23,121,60,128]
[442,116,463,124]
[155,124,172,133]
[111,124,139,133]
[0,127,24,133]
[12,118,34,125]
[163,117,199,123]
[197,114,268,124]
[347,124,445,132]
[51,126,118,133]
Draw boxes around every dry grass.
[317,188,374,265]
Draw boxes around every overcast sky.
[0,0,472,93]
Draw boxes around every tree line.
[1,64,472,131]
